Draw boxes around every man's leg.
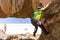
[31,18,38,36]
[33,25,38,36]
[37,21,49,35]
[39,24,49,35]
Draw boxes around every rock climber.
[31,2,51,36]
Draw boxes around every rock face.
[38,0,60,40]
[0,0,24,17]
[0,0,40,18]
[0,0,60,40]
[0,0,50,18]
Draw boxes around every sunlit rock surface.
[0,0,60,40]
[0,0,50,18]
[38,0,60,40]
[0,0,39,18]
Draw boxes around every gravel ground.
[0,30,40,40]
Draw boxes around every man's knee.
[37,21,41,26]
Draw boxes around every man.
[31,2,51,36]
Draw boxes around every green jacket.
[32,8,43,21]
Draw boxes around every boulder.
[38,0,60,40]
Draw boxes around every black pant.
[31,18,49,36]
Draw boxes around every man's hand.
[42,2,51,10]
[46,2,51,7]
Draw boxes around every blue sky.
[0,18,31,23]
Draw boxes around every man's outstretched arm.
[41,2,51,10]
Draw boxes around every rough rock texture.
[0,0,40,18]
[0,0,24,17]
[0,7,7,18]
[12,0,34,18]
[39,0,51,7]
[0,0,60,40]
[0,0,50,18]
[38,0,60,40]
